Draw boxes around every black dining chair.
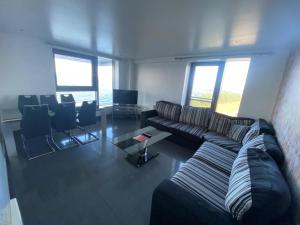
[20,105,57,160]
[60,94,75,103]
[51,102,80,149]
[75,101,99,144]
[18,95,39,114]
[40,95,58,112]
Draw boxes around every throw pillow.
[225,148,291,222]
[227,125,250,143]
[242,121,260,145]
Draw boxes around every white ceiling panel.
[0,0,300,59]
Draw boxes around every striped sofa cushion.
[147,116,176,127]
[155,101,182,122]
[242,119,275,145]
[208,112,232,135]
[228,125,250,143]
[169,122,206,137]
[171,158,229,211]
[240,134,284,166]
[179,106,211,128]
[209,112,254,136]
[232,118,254,126]
[193,142,238,175]
[203,132,242,152]
[225,147,252,220]
[242,122,260,145]
[225,148,291,222]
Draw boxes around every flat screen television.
[113,89,138,105]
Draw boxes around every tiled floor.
[7,118,193,225]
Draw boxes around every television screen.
[113,89,138,105]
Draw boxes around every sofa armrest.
[150,180,235,225]
[140,109,158,128]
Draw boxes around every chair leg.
[21,134,31,160]
[51,128,80,150]
[47,134,61,151]
[21,134,56,160]
[65,130,81,146]
[88,132,99,140]
[73,126,99,145]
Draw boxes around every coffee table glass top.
[112,126,171,155]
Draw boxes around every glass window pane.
[54,54,93,87]
[56,91,96,107]
[98,58,113,106]
[190,65,219,108]
[216,58,251,116]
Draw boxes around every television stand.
[112,104,139,120]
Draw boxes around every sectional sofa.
[141,101,291,225]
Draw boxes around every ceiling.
[0,0,300,59]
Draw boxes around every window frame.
[186,61,225,111]
[53,48,98,92]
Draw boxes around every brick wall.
[272,48,300,225]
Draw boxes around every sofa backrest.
[155,101,182,122]
[241,134,284,166]
[179,106,212,128]
[208,112,254,135]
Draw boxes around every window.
[186,58,251,116]
[55,54,93,87]
[187,62,223,108]
[54,49,98,106]
[98,57,113,106]
[216,58,250,116]
[53,49,118,107]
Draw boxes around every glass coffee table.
[112,126,171,167]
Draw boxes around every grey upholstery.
[203,132,242,152]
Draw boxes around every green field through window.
[188,58,251,116]
[216,59,250,116]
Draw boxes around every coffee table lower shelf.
[126,149,159,168]
[112,126,171,168]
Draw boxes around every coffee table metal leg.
[126,148,159,167]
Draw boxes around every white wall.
[0,139,11,225]
[135,50,289,120]
[238,51,289,119]
[135,60,188,108]
[0,33,134,110]
[118,59,135,90]
[0,33,56,110]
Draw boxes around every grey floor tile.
[7,118,192,225]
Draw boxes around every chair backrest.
[52,102,77,132]
[21,105,51,139]
[40,95,58,112]
[60,94,75,103]
[18,95,39,114]
[77,101,97,126]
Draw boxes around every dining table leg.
[100,109,107,136]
